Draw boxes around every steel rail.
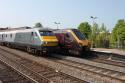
[0,46,87,83]
[49,54,125,82]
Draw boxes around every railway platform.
[92,48,125,56]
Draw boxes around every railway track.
[90,51,125,68]
[0,46,87,83]
[91,58,125,68]
[0,61,35,83]
[0,50,51,83]
[50,54,125,83]
[1,45,125,83]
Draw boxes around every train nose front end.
[39,30,58,53]
[71,29,91,55]
[79,40,91,52]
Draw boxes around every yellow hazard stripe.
[41,36,58,46]
[41,36,58,42]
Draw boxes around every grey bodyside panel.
[14,32,41,46]
[14,32,30,44]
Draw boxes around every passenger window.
[31,32,34,36]
[2,34,3,38]
[10,34,12,38]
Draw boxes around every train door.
[30,32,41,46]
[2,34,6,42]
[64,33,74,49]
[0,34,4,45]
[2,34,4,41]
[30,32,35,45]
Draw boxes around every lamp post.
[90,16,97,48]
[54,22,60,29]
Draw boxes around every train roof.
[53,28,77,31]
[0,27,32,32]
[0,27,53,32]
[53,28,78,33]
[39,28,54,31]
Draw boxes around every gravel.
[53,54,125,73]
[0,46,124,83]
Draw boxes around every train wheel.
[7,43,9,47]
[0,43,3,46]
[27,47,31,53]
[36,50,42,56]
[36,50,40,56]
[23,47,27,52]
[69,50,80,55]
[32,49,37,55]
[34,49,37,55]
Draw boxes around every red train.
[53,29,91,56]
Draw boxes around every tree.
[90,23,99,47]
[96,23,109,48]
[111,19,125,48]
[78,22,91,38]
[34,22,43,28]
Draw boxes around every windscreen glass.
[72,29,86,40]
[39,31,54,36]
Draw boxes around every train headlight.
[43,41,48,44]
[45,42,48,44]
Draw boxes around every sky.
[0,0,125,31]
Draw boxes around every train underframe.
[56,45,90,56]
[0,41,57,56]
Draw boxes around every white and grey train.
[0,27,58,54]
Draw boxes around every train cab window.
[72,29,86,40]
[39,31,54,36]
[31,32,37,36]
[34,32,37,36]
